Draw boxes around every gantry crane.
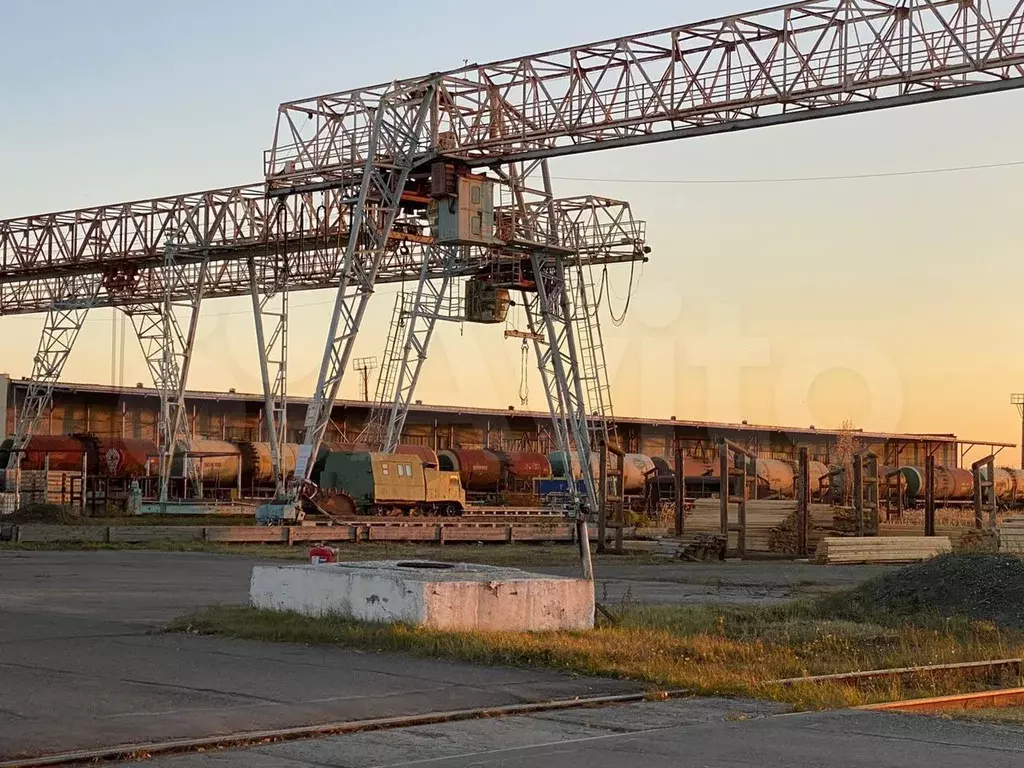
[2,0,1024,575]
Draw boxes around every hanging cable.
[519,338,530,407]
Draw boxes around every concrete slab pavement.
[0,551,635,759]
[0,549,892,760]
[121,698,1024,768]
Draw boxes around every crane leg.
[5,275,103,506]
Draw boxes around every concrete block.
[250,560,594,632]
[16,524,108,543]
[204,527,288,543]
[367,526,438,542]
[512,525,573,542]
[108,526,204,543]
[287,526,358,544]
[440,526,511,543]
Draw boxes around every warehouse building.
[1,372,1012,469]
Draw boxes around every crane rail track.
[0,691,684,768]
[770,658,1024,688]
[861,687,1024,714]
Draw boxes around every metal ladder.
[564,261,616,449]
[359,293,413,448]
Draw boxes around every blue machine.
[256,501,302,525]
[533,478,588,497]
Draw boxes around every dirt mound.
[5,504,82,524]
[826,554,1024,629]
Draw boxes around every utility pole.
[1013,394,1024,468]
[354,357,378,402]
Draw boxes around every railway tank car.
[172,440,242,486]
[0,435,86,473]
[501,451,552,493]
[979,466,1024,505]
[754,458,831,499]
[439,449,552,503]
[315,451,465,517]
[756,459,796,498]
[76,435,155,478]
[240,442,301,486]
[899,466,975,502]
[439,449,502,493]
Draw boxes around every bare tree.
[832,419,863,506]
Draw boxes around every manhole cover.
[396,561,456,570]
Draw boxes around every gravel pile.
[830,554,1024,629]
[4,503,81,524]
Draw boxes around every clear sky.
[3,0,1024,464]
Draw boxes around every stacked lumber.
[814,536,951,565]
[879,524,972,548]
[17,471,82,506]
[684,499,796,553]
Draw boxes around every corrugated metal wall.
[0,381,967,470]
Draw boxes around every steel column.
[249,244,290,496]
[359,245,463,452]
[125,244,209,502]
[529,250,599,516]
[293,84,436,492]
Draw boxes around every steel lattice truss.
[0,185,645,316]
[6,0,1024,316]
[268,0,1024,186]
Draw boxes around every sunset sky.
[3,0,1024,464]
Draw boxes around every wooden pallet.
[16,470,84,506]
[814,536,951,565]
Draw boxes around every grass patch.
[0,540,665,568]
[171,593,1024,710]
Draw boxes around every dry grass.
[170,597,1024,711]
[885,507,1007,529]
